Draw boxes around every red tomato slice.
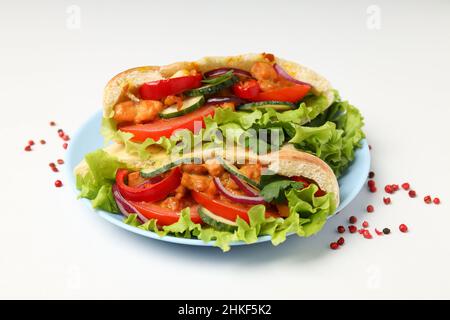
[116,168,181,202]
[192,191,279,224]
[250,84,311,103]
[119,105,216,142]
[139,74,202,100]
[232,79,261,100]
[130,202,202,226]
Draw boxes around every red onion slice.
[204,68,252,79]
[213,177,266,205]
[274,63,313,87]
[206,96,246,106]
[229,174,260,197]
[112,184,148,223]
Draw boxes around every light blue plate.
[67,111,370,247]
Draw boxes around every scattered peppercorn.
[63,135,70,141]
[367,205,374,213]
[28,140,35,146]
[392,184,399,191]
[337,226,345,234]
[368,171,375,179]
[63,143,68,150]
[57,159,64,165]
[408,190,416,198]
[385,185,394,194]
[399,224,408,233]
[401,182,410,190]
[25,145,32,152]
[55,180,63,188]
[330,242,339,250]
[363,230,373,239]
[368,180,376,188]
[383,197,391,205]
[348,225,357,233]
[424,195,432,204]
[40,139,46,145]
[337,237,345,246]
[362,221,369,228]
[369,145,372,150]
[349,216,357,224]
[51,167,59,173]
[383,228,391,235]
[433,197,440,205]
[369,186,377,193]
[49,162,56,168]
[50,121,56,126]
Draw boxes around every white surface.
[1,0,449,299]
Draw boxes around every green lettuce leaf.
[289,97,365,176]
[260,180,303,203]
[197,228,238,252]
[286,184,336,237]
[123,214,142,227]
[122,185,336,252]
[208,94,363,176]
[76,149,126,214]
[101,117,177,160]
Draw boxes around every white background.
[1,0,450,299]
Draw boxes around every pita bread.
[103,53,335,120]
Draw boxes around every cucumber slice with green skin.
[237,101,297,112]
[185,75,238,97]
[140,157,202,178]
[216,157,261,189]
[159,96,205,119]
[198,206,238,232]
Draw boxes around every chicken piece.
[174,184,187,200]
[250,62,292,91]
[113,100,164,125]
[239,163,262,183]
[127,171,147,188]
[160,196,181,211]
[206,180,218,196]
[181,173,211,193]
[220,172,240,191]
[276,204,290,218]
[262,53,275,62]
[181,163,208,175]
[251,62,279,82]
[204,162,225,177]
[164,95,183,109]
[113,101,135,123]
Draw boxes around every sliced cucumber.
[198,206,238,232]
[140,157,201,178]
[237,101,297,112]
[159,96,205,119]
[216,157,261,189]
[185,75,238,97]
